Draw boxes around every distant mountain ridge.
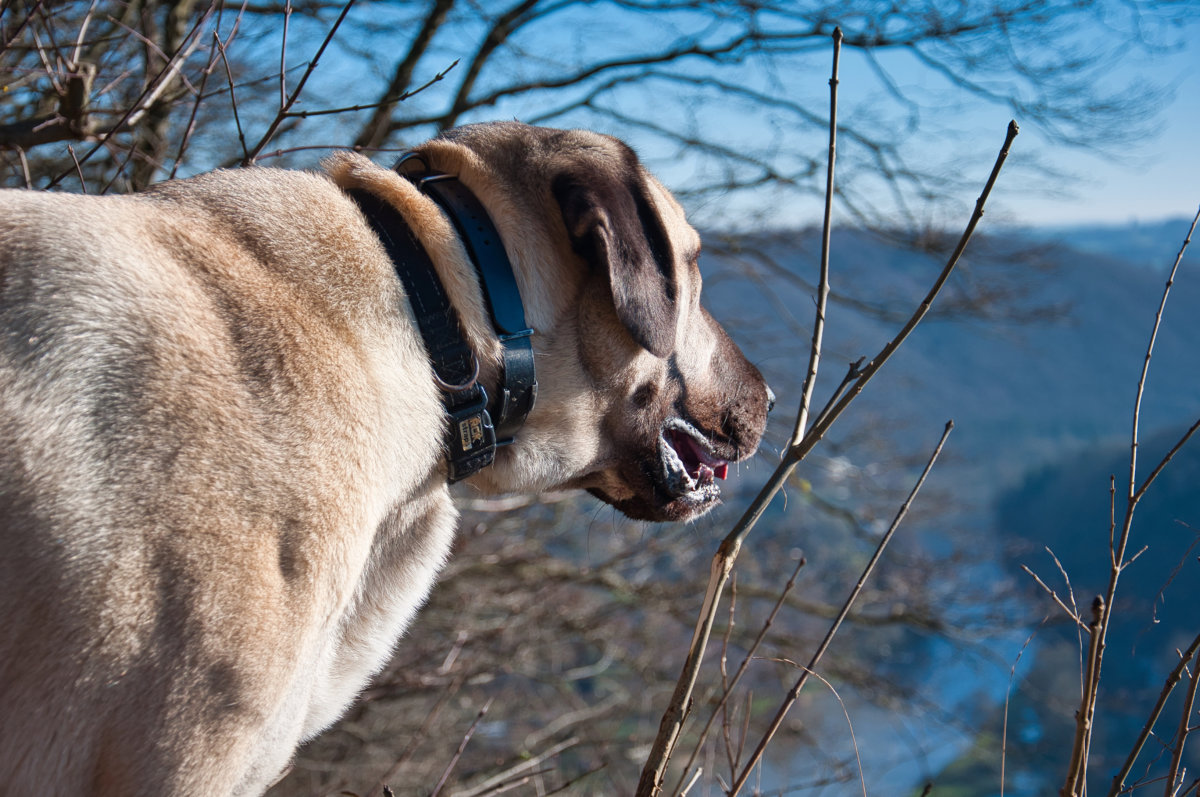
[1011,215,1195,271]
[698,217,1200,794]
[705,217,1200,485]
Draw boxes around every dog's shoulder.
[0,165,445,516]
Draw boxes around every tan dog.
[0,122,770,795]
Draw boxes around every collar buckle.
[444,385,497,483]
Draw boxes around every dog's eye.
[631,383,658,409]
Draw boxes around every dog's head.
[412,123,771,522]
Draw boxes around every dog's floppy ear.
[552,167,678,358]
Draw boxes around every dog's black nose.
[765,384,776,413]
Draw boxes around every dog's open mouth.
[656,418,729,506]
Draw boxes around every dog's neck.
[347,158,537,483]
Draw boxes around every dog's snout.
[765,384,776,414]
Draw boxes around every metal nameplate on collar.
[444,386,497,483]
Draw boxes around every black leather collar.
[346,156,537,483]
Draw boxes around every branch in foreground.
[1107,630,1200,796]
[1163,643,1200,796]
[1099,209,1200,797]
[1062,596,1104,797]
[789,119,1019,468]
[1020,564,1088,631]
[1002,622,1043,795]
[1064,205,1200,797]
[790,26,841,449]
[671,556,808,795]
[634,34,845,793]
[728,419,954,795]
[428,698,492,797]
[633,109,1018,797]
[762,658,868,797]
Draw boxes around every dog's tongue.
[668,429,729,481]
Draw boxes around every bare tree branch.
[0,62,94,148]
[241,0,353,164]
[1109,631,1200,796]
[353,0,454,149]
[636,117,1016,795]
[727,419,953,796]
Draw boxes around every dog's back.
[0,177,452,794]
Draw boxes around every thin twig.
[1164,645,1200,796]
[281,59,457,119]
[16,147,32,188]
[69,0,98,69]
[736,689,751,780]
[366,675,465,797]
[720,575,738,775]
[66,144,85,192]
[242,0,354,164]
[1071,206,1200,796]
[1134,416,1200,505]
[1047,547,1083,630]
[351,0,455,149]
[28,22,61,95]
[809,357,865,432]
[243,143,409,162]
[429,698,493,797]
[679,767,703,797]
[168,23,222,179]
[1128,207,1199,509]
[1045,545,1088,697]
[1110,475,1118,568]
[790,26,842,449]
[728,419,954,796]
[465,767,555,797]
[761,659,867,797]
[213,30,248,163]
[1002,622,1044,797]
[671,556,807,796]
[538,764,608,797]
[1020,565,1089,631]
[1147,522,1200,627]
[0,0,44,53]
[99,133,141,195]
[452,737,579,797]
[279,0,291,109]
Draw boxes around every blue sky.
[292,2,1199,231]
[989,16,1199,227]
[572,6,1200,230]
[732,10,1200,230]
